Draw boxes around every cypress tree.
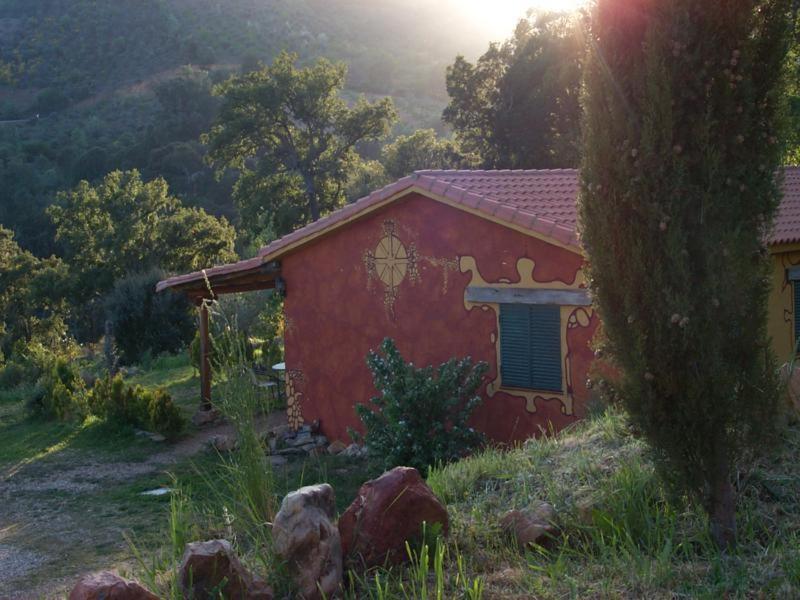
[580,0,791,549]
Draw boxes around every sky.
[458,0,589,39]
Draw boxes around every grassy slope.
[424,408,800,599]
[7,355,797,598]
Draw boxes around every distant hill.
[0,0,495,255]
[0,0,488,119]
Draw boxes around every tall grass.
[344,535,484,600]
[200,298,277,568]
[129,297,281,595]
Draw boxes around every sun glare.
[460,0,590,39]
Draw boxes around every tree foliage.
[104,269,195,366]
[204,52,397,239]
[48,170,236,338]
[580,0,790,549]
[444,11,584,169]
[0,226,69,361]
[380,129,470,179]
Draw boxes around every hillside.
[0,0,491,254]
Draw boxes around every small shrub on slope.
[356,338,487,473]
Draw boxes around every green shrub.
[89,373,185,438]
[0,362,24,390]
[33,357,87,420]
[356,338,488,473]
[105,268,195,365]
[147,389,184,438]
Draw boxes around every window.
[499,303,562,392]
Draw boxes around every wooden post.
[199,301,212,410]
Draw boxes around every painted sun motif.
[364,220,419,316]
[374,230,409,288]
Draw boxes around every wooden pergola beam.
[158,259,283,413]
[199,301,212,410]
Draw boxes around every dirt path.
[0,411,286,599]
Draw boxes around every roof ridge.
[414,168,579,176]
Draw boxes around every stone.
[341,443,366,458]
[69,571,158,600]
[287,431,313,447]
[273,484,342,600]
[270,424,291,439]
[192,407,221,428]
[269,455,288,467]
[277,447,306,456]
[338,466,449,568]
[135,430,166,443]
[499,502,558,548]
[179,539,273,600]
[327,440,347,455]
[209,434,236,453]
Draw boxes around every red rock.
[179,539,273,600]
[338,466,449,568]
[499,502,557,548]
[68,572,158,600]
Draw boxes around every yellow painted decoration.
[460,255,592,416]
[285,370,305,431]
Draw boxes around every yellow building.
[769,167,800,363]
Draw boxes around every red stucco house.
[158,170,601,444]
[159,168,800,443]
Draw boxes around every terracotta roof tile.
[159,168,800,293]
[772,166,800,245]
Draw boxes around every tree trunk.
[302,173,320,221]
[709,466,737,551]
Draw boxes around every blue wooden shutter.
[529,305,562,392]
[500,304,563,391]
[500,304,531,388]
[795,282,800,350]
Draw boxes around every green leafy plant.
[356,338,487,473]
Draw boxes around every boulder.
[69,571,158,600]
[192,407,221,428]
[338,466,449,568]
[179,539,273,600]
[273,484,342,600]
[499,502,557,548]
[327,440,347,455]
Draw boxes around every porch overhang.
[155,257,282,302]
